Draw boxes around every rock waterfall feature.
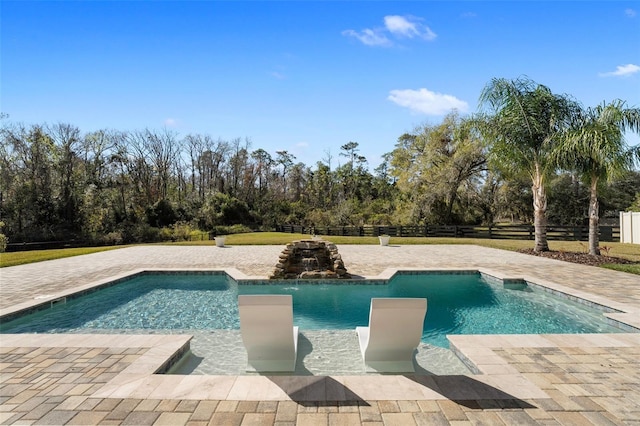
[270,239,350,279]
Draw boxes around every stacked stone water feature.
[270,239,351,279]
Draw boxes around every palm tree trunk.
[532,170,549,252]
[588,177,600,256]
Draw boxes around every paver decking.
[1,244,640,424]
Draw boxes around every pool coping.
[0,333,553,401]
[2,266,639,332]
[2,258,640,404]
[3,332,639,402]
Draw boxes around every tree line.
[1,77,639,254]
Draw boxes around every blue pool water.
[0,272,627,348]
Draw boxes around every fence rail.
[5,225,621,252]
[275,224,620,242]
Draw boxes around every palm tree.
[554,100,640,255]
[478,77,578,252]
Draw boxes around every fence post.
[274,223,607,242]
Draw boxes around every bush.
[189,230,210,241]
[211,224,253,236]
[0,221,7,253]
[101,231,124,246]
[121,223,161,243]
[159,227,174,241]
[170,222,194,241]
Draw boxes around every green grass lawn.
[2,232,638,274]
[601,263,640,274]
[0,246,125,268]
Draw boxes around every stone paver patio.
[1,244,640,424]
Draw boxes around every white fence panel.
[620,211,640,244]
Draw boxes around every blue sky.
[2,1,639,168]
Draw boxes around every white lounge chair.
[356,298,427,373]
[238,294,299,372]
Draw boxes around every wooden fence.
[275,224,620,242]
[5,225,621,252]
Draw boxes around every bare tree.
[50,123,82,225]
[275,150,296,197]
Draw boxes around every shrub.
[121,223,161,243]
[211,224,253,236]
[189,230,209,241]
[159,227,174,241]
[101,231,124,246]
[170,222,194,241]
[0,221,7,253]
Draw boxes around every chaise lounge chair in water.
[238,294,299,372]
[356,298,428,373]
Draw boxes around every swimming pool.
[0,271,629,348]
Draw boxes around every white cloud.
[343,15,436,47]
[625,8,637,17]
[599,64,640,77]
[384,15,437,41]
[384,15,419,37]
[164,118,178,127]
[388,88,469,115]
[270,71,286,80]
[341,28,391,47]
